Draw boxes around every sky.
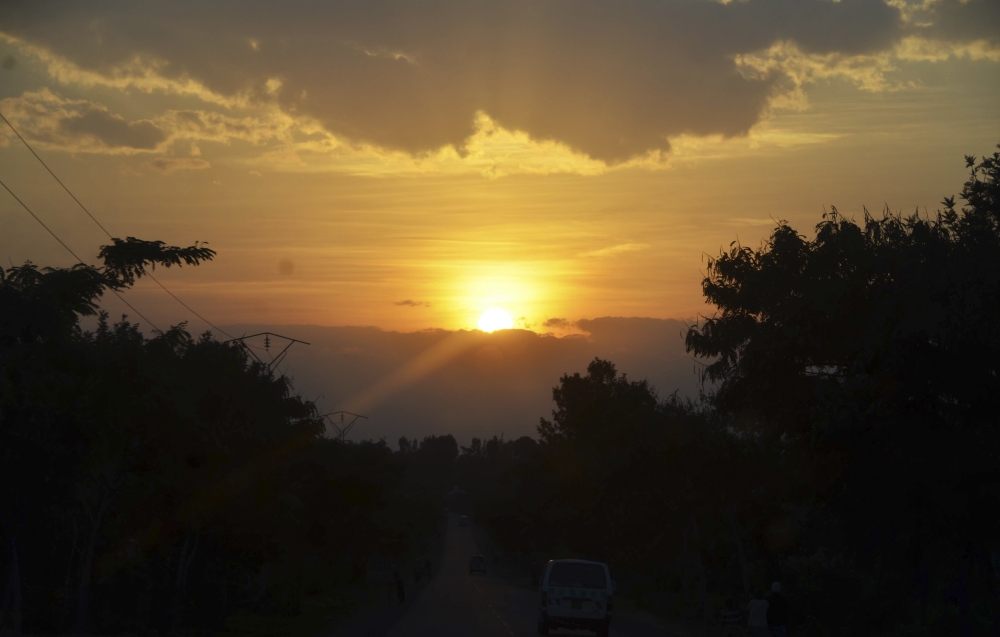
[1,1,998,438]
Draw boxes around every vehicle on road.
[537,559,613,637]
[469,554,487,575]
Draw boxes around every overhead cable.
[0,109,236,340]
[0,177,164,334]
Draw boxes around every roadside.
[316,522,447,637]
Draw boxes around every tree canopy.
[0,236,448,636]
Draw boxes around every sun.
[478,308,514,332]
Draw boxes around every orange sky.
[1,1,998,335]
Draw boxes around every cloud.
[543,318,570,329]
[580,243,650,259]
[256,111,616,178]
[147,157,211,174]
[0,89,297,155]
[1,89,613,177]
[156,108,298,146]
[894,36,1000,62]
[888,0,1000,43]
[0,32,245,109]
[0,89,169,154]
[59,107,166,150]
[395,299,431,308]
[733,34,1000,114]
[736,41,900,107]
[1,1,996,166]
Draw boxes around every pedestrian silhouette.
[747,589,769,637]
[767,582,788,637]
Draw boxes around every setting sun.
[478,308,514,332]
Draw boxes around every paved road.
[358,514,681,637]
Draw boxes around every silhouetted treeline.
[0,242,453,634]
[458,145,1000,635]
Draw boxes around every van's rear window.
[548,563,606,589]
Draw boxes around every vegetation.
[460,145,1000,635]
[0,241,451,635]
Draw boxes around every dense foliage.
[0,242,451,635]
[462,145,1000,635]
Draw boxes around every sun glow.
[478,308,514,332]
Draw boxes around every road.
[337,514,691,637]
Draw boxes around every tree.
[1,237,441,635]
[685,144,1000,633]
[0,238,217,635]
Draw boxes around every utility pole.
[225,334,366,440]
[321,411,369,440]
[224,332,310,376]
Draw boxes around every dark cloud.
[0,90,289,154]
[543,317,570,328]
[394,299,430,307]
[1,56,15,71]
[224,317,702,444]
[59,108,166,150]
[911,0,1000,43]
[147,157,211,173]
[4,0,988,163]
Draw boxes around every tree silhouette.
[0,237,445,635]
[685,144,1000,632]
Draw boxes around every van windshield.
[548,563,607,589]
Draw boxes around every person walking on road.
[767,582,788,637]
[386,565,398,605]
[747,589,770,637]
[394,566,405,604]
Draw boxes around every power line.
[0,109,236,340]
[1,115,320,410]
[0,110,114,238]
[145,275,236,339]
[0,177,83,262]
[0,177,164,334]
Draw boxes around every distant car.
[537,559,614,637]
[469,554,487,575]
[458,515,469,527]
